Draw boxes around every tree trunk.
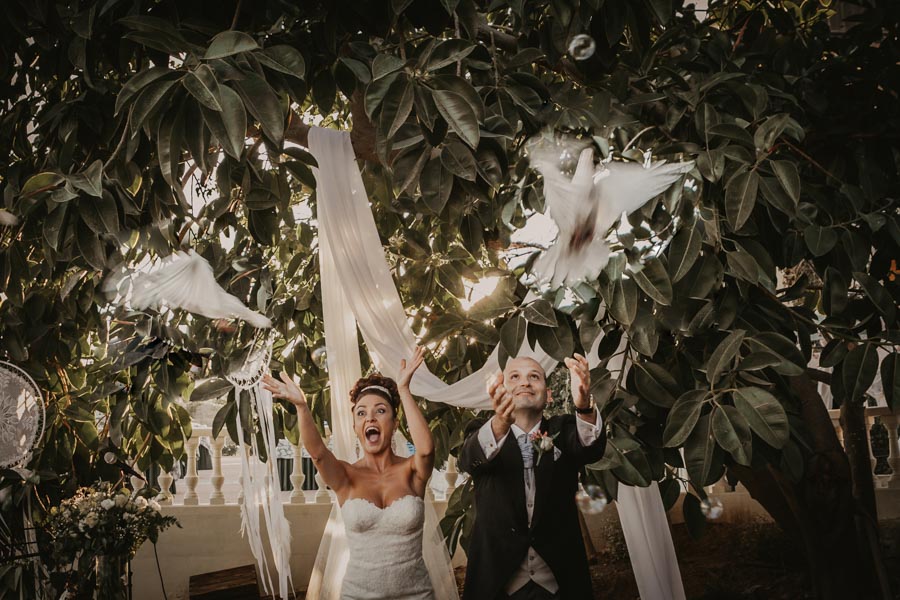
[840,400,893,599]
[729,373,877,599]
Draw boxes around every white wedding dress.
[340,495,435,600]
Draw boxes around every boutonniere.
[530,431,560,465]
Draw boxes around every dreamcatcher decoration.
[109,251,291,599]
[0,361,45,471]
[224,331,292,600]
[525,133,694,288]
[0,361,45,573]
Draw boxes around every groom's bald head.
[502,356,550,411]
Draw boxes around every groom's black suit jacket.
[458,414,606,600]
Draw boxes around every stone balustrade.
[148,426,463,506]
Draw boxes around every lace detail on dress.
[340,495,435,600]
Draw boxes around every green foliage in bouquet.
[39,482,178,599]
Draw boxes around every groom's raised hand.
[565,353,596,423]
[488,372,515,441]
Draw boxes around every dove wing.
[528,146,596,235]
[592,160,694,231]
[130,251,272,328]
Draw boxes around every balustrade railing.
[146,427,463,506]
[144,407,897,507]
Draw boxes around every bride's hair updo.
[350,374,400,417]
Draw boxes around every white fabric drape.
[306,127,685,600]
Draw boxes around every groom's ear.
[546,390,553,405]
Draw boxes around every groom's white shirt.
[478,411,603,595]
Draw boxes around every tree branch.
[283,89,379,162]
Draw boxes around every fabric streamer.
[306,128,685,599]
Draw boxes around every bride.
[262,347,436,600]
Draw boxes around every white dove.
[526,138,694,289]
[111,250,272,328]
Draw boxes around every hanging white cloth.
[306,127,685,600]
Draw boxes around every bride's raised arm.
[262,372,349,493]
[396,347,435,486]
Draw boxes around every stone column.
[884,413,900,490]
[444,456,459,499]
[866,413,880,488]
[157,470,174,505]
[209,436,226,505]
[183,436,200,506]
[290,441,306,504]
[314,472,330,503]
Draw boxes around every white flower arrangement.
[41,481,179,599]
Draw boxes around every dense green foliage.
[0,0,898,594]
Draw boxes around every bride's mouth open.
[365,426,381,445]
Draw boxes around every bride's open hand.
[262,372,307,407]
[397,346,425,390]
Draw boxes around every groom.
[458,354,605,600]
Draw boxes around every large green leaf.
[420,157,453,214]
[823,267,849,315]
[853,272,897,324]
[201,85,246,159]
[441,141,477,181]
[426,39,476,71]
[204,31,259,59]
[256,46,306,79]
[21,172,64,197]
[432,89,480,149]
[522,299,557,327]
[191,378,233,402]
[804,225,838,256]
[183,65,223,111]
[603,277,639,325]
[379,79,414,139]
[842,344,879,402]
[733,387,789,448]
[667,223,702,283]
[43,204,68,250]
[725,170,758,230]
[129,78,179,134]
[663,390,708,447]
[631,258,672,305]
[158,104,185,189]
[114,67,175,116]
[684,414,717,486]
[634,362,678,408]
[500,315,527,358]
[532,323,574,362]
[882,353,900,413]
[771,159,800,204]
[746,332,806,376]
[68,160,104,198]
[712,404,752,465]
[365,71,400,118]
[706,329,745,384]
[233,73,285,143]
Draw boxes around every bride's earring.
[391,435,397,454]
[355,438,361,459]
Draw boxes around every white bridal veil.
[305,127,685,600]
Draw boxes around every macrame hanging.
[225,331,292,600]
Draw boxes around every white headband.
[359,385,391,396]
